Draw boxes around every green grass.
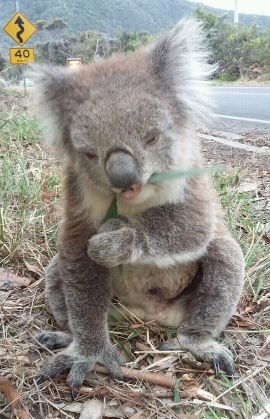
[215,171,270,302]
[0,100,61,267]
[215,71,239,82]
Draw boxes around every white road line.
[214,114,270,124]
[214,92,270,96]
[211,86,270,89]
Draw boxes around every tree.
[119,31,152,52]
[44,18,67,31]
[34,19,47,30]
[195,7,270,80]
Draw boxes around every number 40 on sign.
[10,48,34,65]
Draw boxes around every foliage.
[44,17,67,31]
[35,31,121,64]
[119,31,153,52]
[34,19,47,30]
[34,27,154,65]
[1,1,270,80]
[33,9,270,81]
[195,7,270,80]
[1,0,270,48]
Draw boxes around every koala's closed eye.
[144,132,160,148]
[85,152,98,161]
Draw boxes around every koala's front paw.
[159,337,235,377]
[37,341,124,390]
[88,218,136,267]
[34,331,72,349]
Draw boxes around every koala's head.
[32,20,213,205]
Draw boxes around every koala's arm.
[58,225,110,346]
[88,178,216,267]
[39,171,123,389]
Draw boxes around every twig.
[93,364,176,388]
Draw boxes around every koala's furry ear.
[149,19,216,122]
[30,65,83,154]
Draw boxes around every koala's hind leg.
[45,254,69,330]
[34,255,72,350]
[160,237,244,375]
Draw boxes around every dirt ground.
[202,130,270,221]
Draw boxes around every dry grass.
[0,89,269,419]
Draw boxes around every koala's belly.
[110,262,199,328]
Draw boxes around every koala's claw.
[66,358,95,390]
[208,352,235,377]
[38,342,124,390]
[70,388,78,401]
[211,356,221,376]
[159,337,235,377]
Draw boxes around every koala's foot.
[34,331,72,349]
[159,336,234,376]
[37,341,124,390]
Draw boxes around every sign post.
[3,3,36,94]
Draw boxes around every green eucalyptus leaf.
[103,196,118,222]
[149,165,221,183]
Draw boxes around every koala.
[32,20,244,391]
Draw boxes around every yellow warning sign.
[10,48,34,65]
[3,12,36,46]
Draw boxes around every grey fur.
[32,19,244,389]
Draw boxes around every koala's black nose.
[105,150,141,191]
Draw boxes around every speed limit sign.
[9,47,34,64]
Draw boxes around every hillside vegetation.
[1,2,270,82]
[1,0,270,41]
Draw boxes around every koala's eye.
[85,152,98,161]
[145,134,159,147]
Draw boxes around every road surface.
[210,86,270,134]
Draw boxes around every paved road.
[210,86,270,134]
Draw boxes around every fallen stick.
[0,375,30,419]
[93,364,176,388]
